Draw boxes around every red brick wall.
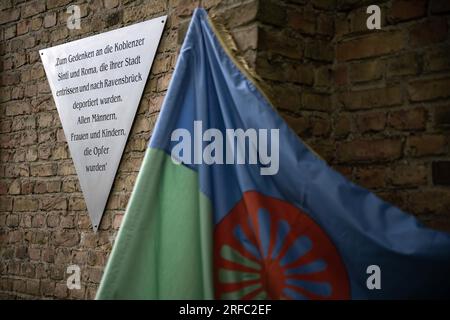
[332,0,450,231]
[0,0,449,300]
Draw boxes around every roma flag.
[97,8,450,299]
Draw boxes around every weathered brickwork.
[0,0,449,299]
[330,0,450,232]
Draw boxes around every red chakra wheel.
[214,191,350,300]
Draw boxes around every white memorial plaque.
[40,16,166,231]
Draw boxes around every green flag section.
[96,148,213,299]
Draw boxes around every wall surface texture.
[0,0,449,299]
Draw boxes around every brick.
[61,178,79,193]
[30,163,57,177]
[21,130,37,146]
[13,198,38,211]
[21,263,36,278]
[339,86,403,110]
[424,46,450,72]
[432,161,450,186]
[258,0,286,27]
[5,101,31,116]
[389,0,427,22]
[54,282,68,299]
[435,105,450,127]
[315,66,332,88]
[15,246,28,259]
[317,13,334,36]
[24,83,37,96]
[390,164,427,186]
[8,230,21,243]
[104,0,119,9]
[81,232,98,248]
[47,214,60,228]
[337,138,403,162]
[49,265,65,281]
[334,114,352,137]
[8,180,20,195]
[256,57,314,85]
[356,112,386,133]
[29,248,41,261]
[1,72,20,86]
[354,166,387,189]
[301,92,331,111]
[337,32,404,62]
[58,162,76,176]
[0,8,20,24]
[69,285,86,299]
[6,214,19,227]
[21,180,34,194]
[334,65,347,86]
[37,112,54,128]
[11,86,24,100]
[407,189,450,215]
[13,280,26,294]
[123,2,166,24]
[50,26,69,42]
[17,20,30,35]
[54,247,70,265]
[4,25,16,39]
[31,65,45,80]
[305,40,333,62]
[52,144,68,160]
[281,113,309,136]
[312,0,336,10]
[12,115,36,131]
[409,18,448,48]
[156,73,172,92]
[86,267,103,283]
[69,197,87,211]
[349,60,383,83]
[231,24,258,52]
[32,214,45,228]
[259,28,303,60]
[387,52,419,77]
[31,17,42,31]
[44,13,57,28]
[21,1,46,18]
[47,0,72,9]
[0,0,12,10]
[14,52,27,68]
[214,1,258,28]
[388,108,427,131]
[287,9,315,34]
[311,114,331,137]
[60,215,75,228]
[271,85,301,112]
[112,214,124,229]
[40,280,55,297]
[40,195,67,211]
[26,146,38,162]
[406,134,447,157]
[311,141,335,162]
[54,231,80,247]
[430,0,450,14]
[408,77,450,102]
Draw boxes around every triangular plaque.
[40,16,166,231]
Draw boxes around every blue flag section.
[150,8,450,299]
